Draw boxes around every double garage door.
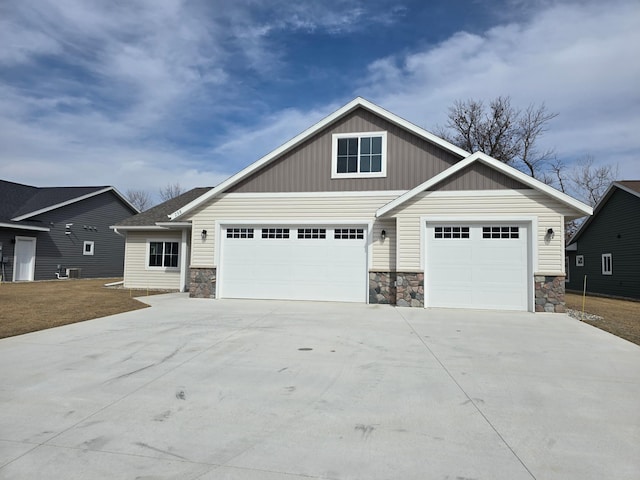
[426,223,530,311]
[220,225,367,302]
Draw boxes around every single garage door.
[220,225,367,302]
[426,223,529,310]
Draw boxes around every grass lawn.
[0,278,168,339]
[565,292,640,346]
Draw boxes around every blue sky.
[1,0,638,203]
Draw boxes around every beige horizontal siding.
[390,190,576,273]
[123,231,182,290]
[187,194,400,271]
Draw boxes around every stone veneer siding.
[369,272,397,304]
[396,272,424,307]
[535,275,566,313]
[189,267,216,298]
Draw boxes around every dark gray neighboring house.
[0,179,138,282]
[566,180,640,300]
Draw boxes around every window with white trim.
[262,228,289,239]
[601,253,612,275]
[298,228,326,239]
[83,241,94,256]
[482,226,519,239]
[576,255,584,267]
[148,241,179,268]
[434,226,470,239]
[332,132,387,178]
[227,228,253,238]
[334,228,364,239]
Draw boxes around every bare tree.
[438,96,558,179]
[569,155,618,207]
[126,189,151,211]
[159,182,184,202]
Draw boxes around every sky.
[1,0,638,204]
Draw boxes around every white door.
[426,224,529,310]
[13,236,37,281]
[220,225,367,302]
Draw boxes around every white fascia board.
[0,222,50,232]
[109,225,167,231]
[11,187,135,221]
[169,97,471,221]
[155,222,192,229]
[376,152,594,218]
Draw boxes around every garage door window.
[434,226,470,239]
[298,228,326,239]
[335,228,364,239]
[482,226,519,239]
[227,228,254,238]
[262,228,290,239]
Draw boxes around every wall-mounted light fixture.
[201,229,208,240]
[545,228,555,241]
[381,229,386,241]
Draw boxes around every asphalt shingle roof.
[116,188,211,227]
[618,180,640,194]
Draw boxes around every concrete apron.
[0,294,638,480]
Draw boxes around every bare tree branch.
[126,189,151,211]
[159,182,184,202]
[570,155,618,206]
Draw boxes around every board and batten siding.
[227,108,462,193]
[187,193,400,272]
[389,190,574,273]
[123,231,182,290]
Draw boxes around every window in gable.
[332,132,387,178]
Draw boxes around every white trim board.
[0,222,50,232]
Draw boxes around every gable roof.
[375,152,593,217]
[568,180,640,245]
[114,187,212,228]
[169,97,470,220]
[0,179,138,231]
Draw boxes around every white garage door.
[220,225,367,302]
[426,223,529,311]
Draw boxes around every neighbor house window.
[83,241,94,256]
[576,255,584,267]
[148,241,179,268]
[601,253,612,275]
[332,132,387,178]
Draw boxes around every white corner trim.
[376,152,593,217]
[168,97,470,220]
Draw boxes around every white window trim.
[83,241,94,256]
[576,255,584,267]
[601,253,612,275]
[146,239,181,271]
[331,131,387,179]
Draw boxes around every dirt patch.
[565,293,640,346]
[0,278,169,339]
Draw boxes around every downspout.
[180,228,189,293]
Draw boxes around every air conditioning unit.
[67,268,81,279]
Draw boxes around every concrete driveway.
[0,294,638,480]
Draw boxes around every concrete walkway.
[0,294,638,479]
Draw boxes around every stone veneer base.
[189,267,216,298]
[534,275,566,313]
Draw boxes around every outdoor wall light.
[546,228,555,240]
[201,229,208,240]
[381,229,386,241]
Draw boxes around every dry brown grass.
[566,293,640,346]
[0,278,169,339]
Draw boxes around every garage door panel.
[427,223,529,311]
[221,226,366,302]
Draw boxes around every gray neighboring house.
[0,179,138,282]
[113,98,593,312]
[566,181,640,300]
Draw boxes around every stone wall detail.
[189,267,216,298]
[535,275,566,313]
[396,273,424,307]
[369,272,396,304]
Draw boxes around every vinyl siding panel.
[187,194,400,271]
[429,162,531,191]
[565,189,639,299]
[228,108,463,193]
[390,190,574,273]
[123,231,182,290]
